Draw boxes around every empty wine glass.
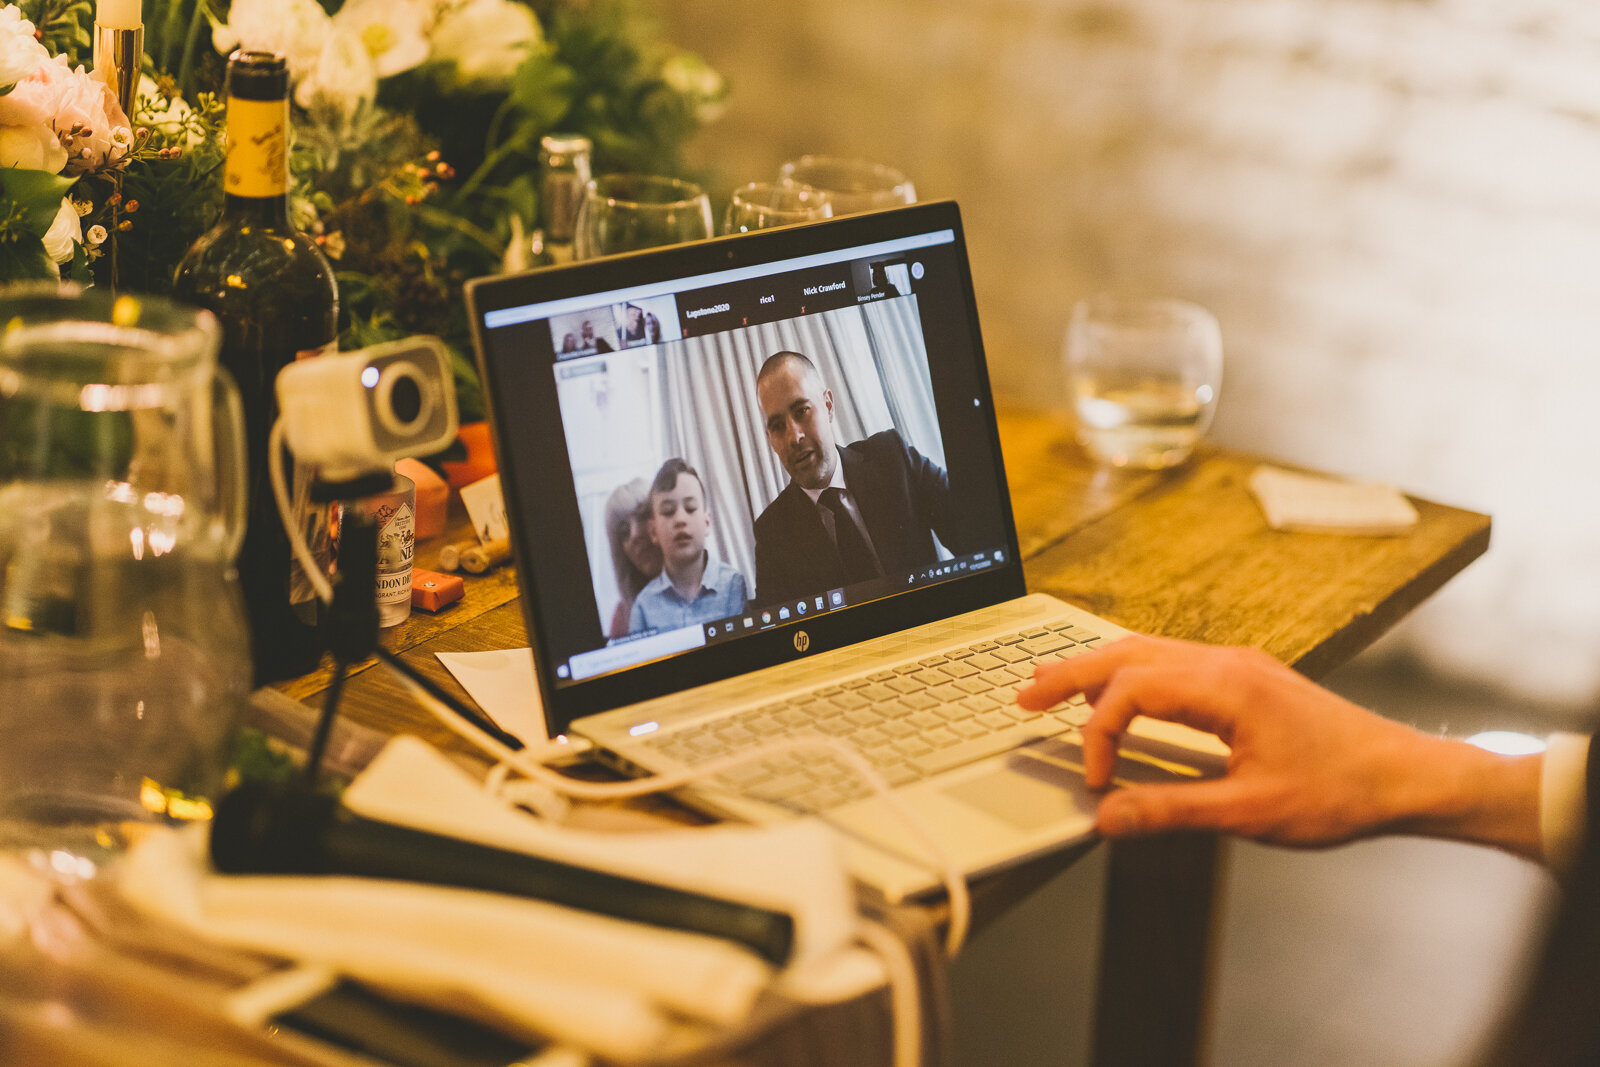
[776,156,916,216]
[573,174,715,259]
[724,181,833,233]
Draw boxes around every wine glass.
[1063,295,1224,469]
[573,174,715,259]
[776,155,916,216]
[723,181,833,233]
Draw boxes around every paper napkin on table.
[1248,465,1419,536]
[435,648,547,742]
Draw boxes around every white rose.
[41,196,81,270]
[430,0,541,89]
[332,0,431,79]
[294,29,377,123]
[0,6,47,89]
[0,122,67,172]
[212,0,332,82]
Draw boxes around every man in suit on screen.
[751,350,969,605]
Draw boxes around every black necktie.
[820,487,881,585]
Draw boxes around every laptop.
[465,201,1225,902]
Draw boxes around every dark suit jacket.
[753,429,968,604]
[1478,732,1600,1066]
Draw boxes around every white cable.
[267,417,334,606]
[856,918,923,1067]
[383,662,973,959]
[485,758,569,821]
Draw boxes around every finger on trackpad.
[940,754,1095,831]
[1016,736,1213,787]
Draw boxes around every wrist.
[1390,734,1542,860]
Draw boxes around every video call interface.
[481,225,1014,689]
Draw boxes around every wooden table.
[275,408,1492,1065]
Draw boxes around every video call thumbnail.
[546,294,682,357]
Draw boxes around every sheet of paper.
[458,474,508,544]
[434,648,577,760]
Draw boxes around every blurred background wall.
[656,0,1600,717]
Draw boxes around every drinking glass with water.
[1063,295,1223,469]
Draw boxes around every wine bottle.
[537,133,591,265]
[173,51,339,685]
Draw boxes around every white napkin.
[1249,465,1419,535]
[115,736,883,1060]
[342,736,863,986]
[434,647,559,751]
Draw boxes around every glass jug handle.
[213,366,249,563]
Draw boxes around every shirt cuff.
[1539,731,1590,874]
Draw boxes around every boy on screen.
[628,458,748,634]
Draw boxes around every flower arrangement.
[0,0,724,419]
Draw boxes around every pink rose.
[52,60,133,174]
[0,52,73,130]
[0,55,132,175]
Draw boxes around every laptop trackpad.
[939,743,1097,832]
[939,735,1205,832]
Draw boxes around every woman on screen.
[604,479,662,639]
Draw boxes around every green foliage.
[17,0,92,66]
[2,0,722,429]
[106,89,228,291]
[230,728,316,787]
[0,169,75,281]
[542,0,719,178]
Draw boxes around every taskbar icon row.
[902,546,1005,587]
[703,586,848,643]
[699,545,1009,646]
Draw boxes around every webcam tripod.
[301,472,390,786]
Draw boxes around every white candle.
[96,0,141,30]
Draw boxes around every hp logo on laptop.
[793,631,811,652]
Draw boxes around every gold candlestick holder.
[93,24,144,121]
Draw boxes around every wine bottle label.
[225,98,289,198]
[369,480,415,628]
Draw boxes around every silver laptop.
[465,202,1225,902]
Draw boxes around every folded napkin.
[115,736,886,1062]
[1249,465,1419,536]
[120,828,756,1061]
[341,736,864,987]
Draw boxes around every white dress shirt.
[1542,731,1591,873]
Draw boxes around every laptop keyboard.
[642,622,1104,814]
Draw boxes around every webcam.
[276,337,459,482]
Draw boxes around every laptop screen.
[466,201,1025,735]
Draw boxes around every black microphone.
[210,783,796,966]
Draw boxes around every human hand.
[1016,635,1542,858]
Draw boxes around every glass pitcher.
[0,287,250,871]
